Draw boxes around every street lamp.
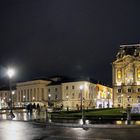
[107,91,110,108]
[7,68,15,118]
[12,91,15,107]
[48,94,51,107]
[66,95,69,111]
[80,85,85,125]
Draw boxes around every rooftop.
[117,44,140,58]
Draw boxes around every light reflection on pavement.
[0,121,140,140]
[0,111,46,121]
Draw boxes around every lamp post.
[48,94,51,107]
[66,95,69,111]
[7,68,15,118]
[12,91,15,108]
[80,85,85,125]
[107,91,110,108]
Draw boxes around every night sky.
[0,0,140,85]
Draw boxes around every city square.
[1,0,140,140]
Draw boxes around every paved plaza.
[0,120,140,140]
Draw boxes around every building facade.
[113,44,140,108]
[0,78,113,110]
[15,80,51,107]
[47,80,113,110]
[96,84,113,108]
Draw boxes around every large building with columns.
[113,44,140,108]
[0,77,113,110]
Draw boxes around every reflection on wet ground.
[0,121,140,140]
[0,110,46,121]
[1,111,140,126]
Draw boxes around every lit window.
[117,70,122,79]
[138,69,140,79]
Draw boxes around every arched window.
[117,70,122,79]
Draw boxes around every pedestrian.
[37,103,40,115]
[29,103,33,115]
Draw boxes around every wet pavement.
[0,110,46,121]
[0,120,140,140]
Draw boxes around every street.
[0,120,140,140]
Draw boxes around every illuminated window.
[138,69,140,79]
[117,70,122,79]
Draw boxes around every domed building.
[113,44,140,108]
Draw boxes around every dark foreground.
[0,121,140,140]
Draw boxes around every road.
[0,120,140,140]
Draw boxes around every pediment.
[113,55,140,65]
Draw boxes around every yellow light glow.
[117,70,122,79]
[138,69,140,79]
[116,121,123,125]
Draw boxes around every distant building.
[113,44,140,108]
[47,79,113,110]
[0,86,15,108]
[15,80,51,107]
[0,77,112,110]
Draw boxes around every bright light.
[23,96,25,98]
[80,85,84,90]
[7,68,15,79]
[66,95,69,99]
[48,94,51,97]
[121,94,123,97]
[12,91,15,95]
[32,97,35,100]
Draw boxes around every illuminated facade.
[15,80,51,107]
[0,88,12,108]
[0,78,112,110]
[47,80,113,110]
[113,44,140,108]
[96,84,113,108]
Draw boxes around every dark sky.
[0,0,140,85]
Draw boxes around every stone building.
[0,77,113,110]
[113,44,140,108]
[15,80,51,107]
[47,79,113,110]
